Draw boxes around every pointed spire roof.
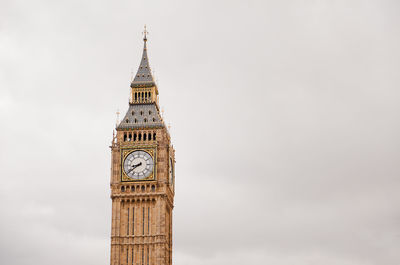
[131,26,156,88]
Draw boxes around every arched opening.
[153,132,156,140]
[135,92,137,101]
[128,132,132,141]
[121,186,125,192]
[133,133,137,141]
[124,132,127,141]
[143,133,147,141]
[138,133,142,141]
[141,185,145,192]
[151,185,155,192]
[148,133,152,141]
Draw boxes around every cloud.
[1,0,400,265]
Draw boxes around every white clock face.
[123,150,154,180]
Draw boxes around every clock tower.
[110,30,175,265]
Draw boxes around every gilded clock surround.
[121,147,157,182]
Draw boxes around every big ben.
[109,28,175,265]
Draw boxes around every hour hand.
[132,162,142,169]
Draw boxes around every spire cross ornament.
[142,25,149,41]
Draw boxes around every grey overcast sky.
[1,0,400,264]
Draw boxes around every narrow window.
[134,133,137,141]
[148,92,151,99]
[121,186,125,192]
[141,247,144,265]
[143,133,147,140]
[132,207,135,235]
[152,118,155,122]
[131,247,134,265]
[138,133,142,141]
[142,207,145,235]
[148,133,152,141]
[134,118,137,123]
[148,207,150,235]
[141,92,144,100]
[124,132,127,142]
[151,185,155,192]
[127,207,130,235]
[147,246,149,265]
[128,133,132,141]
[153,132,156,140]
[126,119,129,123]
[149,110,152,115]
[135,92,137,101]
[144,118,147,123]
[126,247,129,264]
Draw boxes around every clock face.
[123,150,154,180]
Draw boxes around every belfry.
[109,28,175,265]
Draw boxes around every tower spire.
[131,26,155,88]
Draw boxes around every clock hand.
[131,162,142,169]
[127,167,135,174]
[126,162,143,176]
[127,162,143,175]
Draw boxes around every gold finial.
[143,25,148,41]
